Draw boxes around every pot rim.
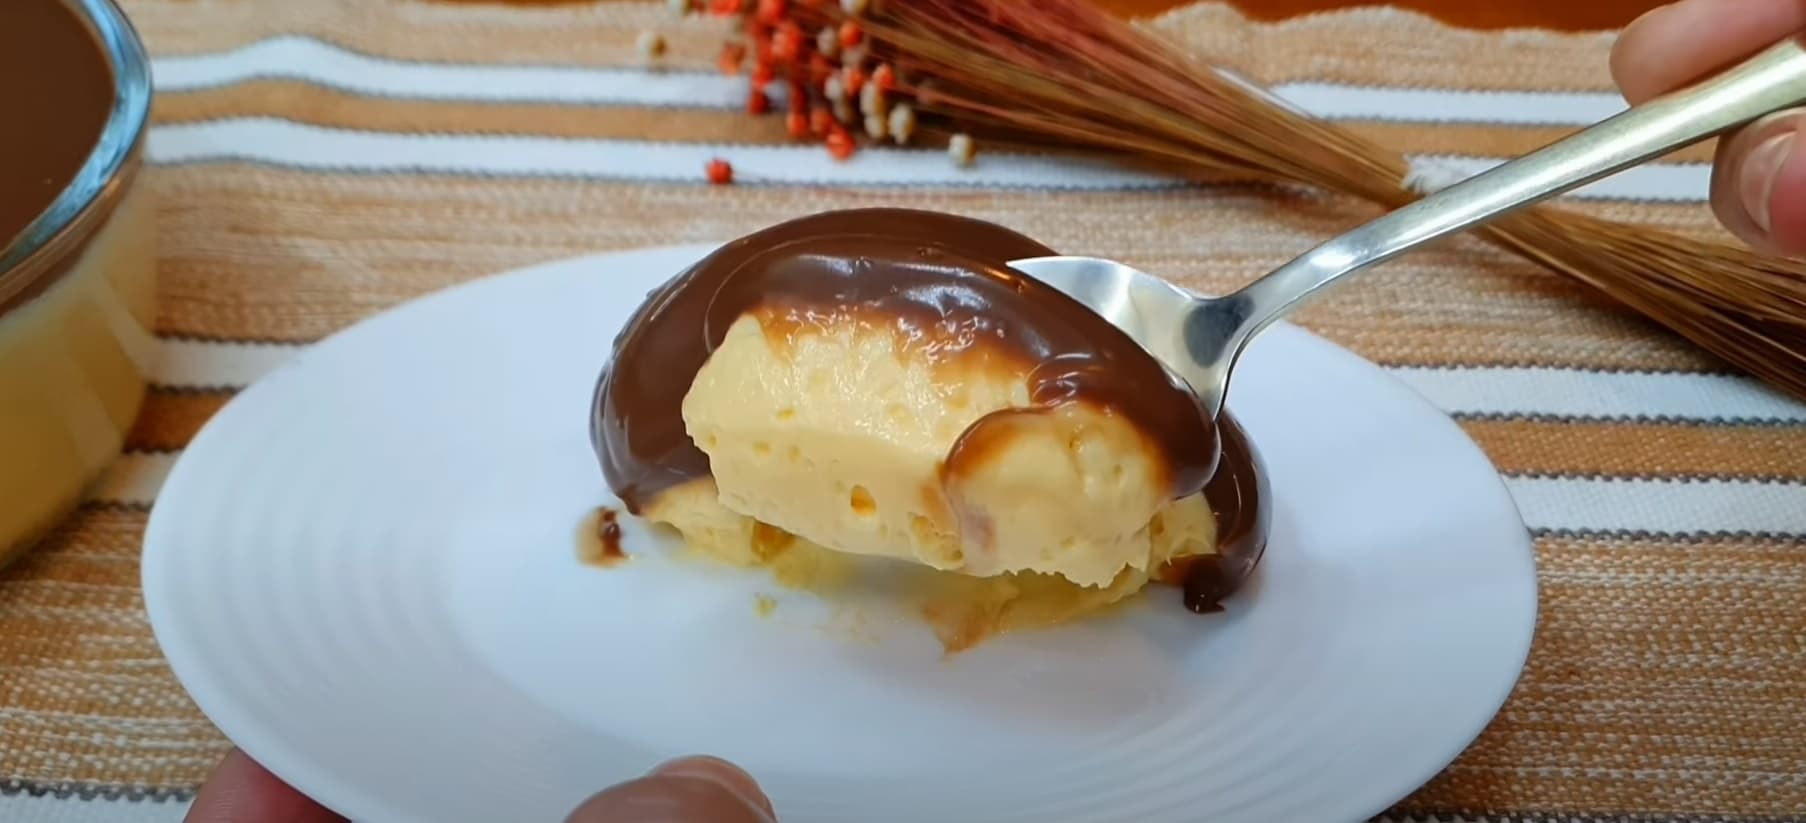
[0,0,152,312]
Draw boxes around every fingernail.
[1740,132,1796,233]
[651,756,774,816]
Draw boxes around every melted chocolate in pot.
[591,208,1267,608]
[0,0,114,250]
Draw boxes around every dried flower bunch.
[683,0,1806,401]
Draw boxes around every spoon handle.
[1226,35,1806,340]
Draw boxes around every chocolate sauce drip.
[597,507,624,562]
[1177,414,1269,613]
[577,506,628,568]
[590,208,1267,606]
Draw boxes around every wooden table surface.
[1119,0,1666,29]
[488,0,1670,31]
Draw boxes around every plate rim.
[142,242,1540,823]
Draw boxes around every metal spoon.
[1009,36,1806,421]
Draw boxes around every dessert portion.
[591,208,1267,648]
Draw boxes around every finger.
[565,756,776,823]
[1712,108,1806,255]
[1611,0,1806,104]
[647,755,776,817]
[184,749,347,823]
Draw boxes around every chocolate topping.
[590,208,1267,607]
[1,0,113,251]
[1169,414,1268,613]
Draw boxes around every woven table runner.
[3,1,1804,819]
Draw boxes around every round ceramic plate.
[143,244,1536,823]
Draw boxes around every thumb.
[564,756,776,823]
[1712,109,1806,256]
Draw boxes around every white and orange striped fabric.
[3,1,1803,820]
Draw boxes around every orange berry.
[826,126,855,160]
[786,110,809,138]
[809,54,834,85]
[751,63,775,88]
[708,0,743,15]
[753,39,772,65]
[772,23,804,62]
[844,67,866,96]
[747,88,771,114]
[755,0,786,24]
[838,21,862,48]
[809,105,833,135]
[706,158,734,184]
[717,43,746,75]
[872,63,895,92]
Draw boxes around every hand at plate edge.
[184,748,776,822]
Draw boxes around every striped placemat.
[4,1,1804,819]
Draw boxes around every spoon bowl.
[1000,254,1245,420]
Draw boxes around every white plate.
[143,243,1537,823]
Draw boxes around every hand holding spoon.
[1009,36,1806,421]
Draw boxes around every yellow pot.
[0,0,156,568]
